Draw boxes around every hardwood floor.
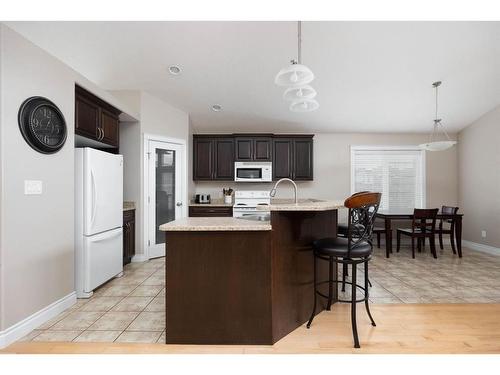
[3,303,500,354]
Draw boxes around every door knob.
[176,202,183,207]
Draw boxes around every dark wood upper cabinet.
[235,138,253,161]
[75,94,100,139]
[193,137,214,180]
[273,136,313,181]
[193,136,234,181]
[214,138,235,180]
[100,108,119,147]
[193,134,312,181]
[293,138,314,180]
[253,138,272,161]
[75,85,121,148]
[235,137,272,161]
[273,139,293,180]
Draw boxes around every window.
[351,146,425,211]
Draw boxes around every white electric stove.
[233,190,271,221]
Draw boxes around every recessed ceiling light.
[168,65,181,75]
[211,104,223,112]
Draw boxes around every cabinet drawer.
[189,206,233,217]
[123,209,135,222]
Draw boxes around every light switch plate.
[24,180,43,195]
[481,230,487,238]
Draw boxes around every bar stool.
[307,192,381,348]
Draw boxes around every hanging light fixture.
[275,21,319,112]
[283,85,317,101]
[419,81,457,151]
[289,98,320,112]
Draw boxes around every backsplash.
[191,181,315,200]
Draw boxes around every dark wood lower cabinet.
[189,206,233,217]
[123,209,135,265]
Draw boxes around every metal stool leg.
[351,262,360,348]
[342,263,347,292]
[364,261,376,327]
[306,254,317,329]
[327,257,333,311]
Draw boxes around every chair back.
[412,208,438,233]
[344,192,382,256]
[441,205,459,215]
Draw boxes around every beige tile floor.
[18,245,500,344]
[21,257,166,344]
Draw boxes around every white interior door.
[147,140,185,258]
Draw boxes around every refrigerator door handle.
[91,170,97,227]
[91,229,122,243]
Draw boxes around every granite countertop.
[257,199,345,211]
[123,201,136,211]
[159,217,271,232]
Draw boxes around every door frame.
[143,133,188,260]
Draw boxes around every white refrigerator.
[75,147,123,298]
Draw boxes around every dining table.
[375,210,463,258]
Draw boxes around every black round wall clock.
[18,96,67,154]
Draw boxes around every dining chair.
[396,208,439,259]
[435,206,459,254]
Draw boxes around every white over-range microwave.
[234,162,272,182]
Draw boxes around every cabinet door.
[101,108,119,147]
[193,138,214,180]
[253,138,272,161]
[293,138,313,180]
[75,95,100,140]
[128,218,135,260]
[235,138,254,161]
[273,139,293,180]
[123,218,130,265]
[214,138,234,180]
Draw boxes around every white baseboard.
[131,254,149,263]
[0,291,76,349]
[462,240,500,256]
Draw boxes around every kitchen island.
[160,200,344,345]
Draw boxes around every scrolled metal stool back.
[344,192,382,258]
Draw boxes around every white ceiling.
[6,21,500,133]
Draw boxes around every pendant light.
[419,81,457,151]
[275,21,319,112]
[283,85,317,101]
[290,98,320,112]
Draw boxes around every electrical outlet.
[24,180,43,195]
[481,230,487,238]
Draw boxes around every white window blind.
[351,147,425,211]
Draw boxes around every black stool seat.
[313,237,372,258]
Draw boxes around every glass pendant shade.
[289,98,319,112]
[275,63,314,87]
[418,140,457,151]
[283,85,317,101]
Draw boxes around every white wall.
[458,104,500,248]
[0,24,76,332]
[0,25,138,345]
[112,90,190,258]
